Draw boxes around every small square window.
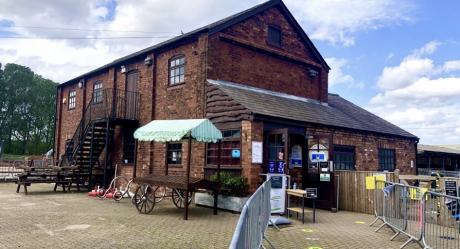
[168,142,182,165]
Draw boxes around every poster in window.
[172,152,177,161]
[252,141,263,163]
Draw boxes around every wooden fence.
[335,170,398,215]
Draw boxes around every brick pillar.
[241,120,264,194]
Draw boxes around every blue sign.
[312,154,325,161]
[277,161,284,174]
[231,150,240,158]
[269,161,275,173]
[291,159,302,166]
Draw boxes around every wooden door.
[126,71,138,119]
[265,129,289,175]
[303,134,335,210]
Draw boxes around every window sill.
[266,41,282,49]
[92,101,103,105]
[204,166,242,170]
[68,108,76,111]
[122,163,134,167]
[167,83,185,90]
[168,164,183,168]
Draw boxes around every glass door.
[265,129,289,175]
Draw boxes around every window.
[123,128,135,164]
[93,82,103,103]
[167,142,182,165]
[267,24,282,48]
[378,149,395,171]
[334,145,355,170]
[68,89,76,109]
[207,130,241,167]
[169,55,185,85]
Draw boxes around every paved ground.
[0,183,420,249]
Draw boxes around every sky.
[1,0,459,145]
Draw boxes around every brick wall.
[207,6,327,102]
[241,120,264,193]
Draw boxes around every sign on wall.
[445,180,458,197]
[252,141,263,163]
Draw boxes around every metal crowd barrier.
[0,158,27,181]
[370,180,391,228]
[229,178,275,249]
[422,191,460,249]
[372,180,460,249]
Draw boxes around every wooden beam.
[398,175,436,181]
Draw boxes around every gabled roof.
[207,79,418,139]
[60,0,329,88]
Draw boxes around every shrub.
[211,172,249,197]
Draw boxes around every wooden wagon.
[131,119,222,220]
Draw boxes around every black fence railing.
[64,89,140,165]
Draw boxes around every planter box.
[195,193,249,213]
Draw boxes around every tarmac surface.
[0,182,420,249]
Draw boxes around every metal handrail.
[63,89,140,166]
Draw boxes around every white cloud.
[385,53,394,62]
[411,40,442,58]
[369,41,460,144]
[443,60,460,72]
[286,0,415,46]
[376,58,435,91]
[325,57,364,89]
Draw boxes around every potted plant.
[195,172,249,213]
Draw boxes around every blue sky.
[1,0,459,145]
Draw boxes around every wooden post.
[214,140,222,215]
[133,140,138,179]
[184,133,192,220]
[103,119,110,189]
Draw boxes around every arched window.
[169,55,185,85]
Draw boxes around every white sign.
[252,141,263,163]
[268,174,286,214]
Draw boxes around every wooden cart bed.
[133,175,217,191]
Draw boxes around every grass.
[2,154,43,160]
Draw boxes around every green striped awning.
[133,119,222,143]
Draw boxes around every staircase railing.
[63,88,140,165]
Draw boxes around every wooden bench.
[16,179,70,195]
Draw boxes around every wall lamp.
[144,57,152,66]
[78,81,83,89]
[121,65,126,73]
[308,69,318,78]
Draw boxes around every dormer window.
[267,24,282,48]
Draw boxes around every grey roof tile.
[208,79,418,139]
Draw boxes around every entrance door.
[302,134,335,210]
[126,71,138,119]
[265,129,289,175]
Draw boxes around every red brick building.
[54,0,418,207]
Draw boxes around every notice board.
[268,174,286,214]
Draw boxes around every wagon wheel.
[134,184,155,214]
[172,188,193,208]
[152,186,166,203]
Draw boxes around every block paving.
[0,183,419,249]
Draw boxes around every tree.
[0,62,58,155]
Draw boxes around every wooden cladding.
[206,84,252,124]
